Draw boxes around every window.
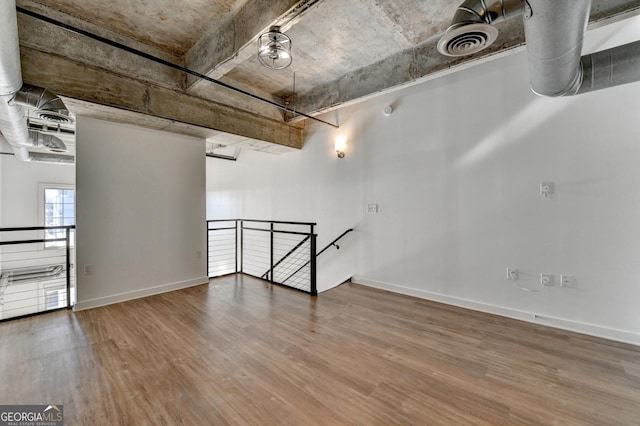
[43,187,75,248]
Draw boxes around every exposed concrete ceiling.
[14,0,640,153]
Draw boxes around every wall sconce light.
[335,135,347,158]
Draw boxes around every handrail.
[207,219,316,226]
[0,225,76,232]
[316,228,354,256]
[0,225,76,246]
[281,228,354,285]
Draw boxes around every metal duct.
[578,40,640,94]
[28,130,67,153]
[0,0,72,163]
[12,84,73,124]
[523,0,591,96]
[441,0,640,96]
[524,0,640,96]
[0,0,22,97]
[437,0,524,57]
[26,152,74,164]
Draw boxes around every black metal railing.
[208,220,317,295]
[317,228,353,256]
[207,221,354,296]
[0,226,75,322]
[278,228,354,286]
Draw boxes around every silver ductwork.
[28,130,67,153]
[0,0,22,97]
[12,84,73,124]
[577,40,640,94]
[26,151,75,164]
[440,0,640,97]
[523,0,640,96]
[0,0,74,164]
[437,0,524,57]
[523,0,590,96]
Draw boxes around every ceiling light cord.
[16,6,339,129]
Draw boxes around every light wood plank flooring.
[1,274,639,425]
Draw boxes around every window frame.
[38,183,75,249]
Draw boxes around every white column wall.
[75,117,206,310]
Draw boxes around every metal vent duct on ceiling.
[439,0,640,97]
[0,0,74,164]
[11,84,74,124]
[437,0,524,57]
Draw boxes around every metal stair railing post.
[310,225,317,296]
[235,220,239,273]
[239,220,244,274]
[66,226,71,308]
[269,222,274,284]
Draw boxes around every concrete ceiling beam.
[17,1,182,90]
[16,2,294,121]
[20,47,303,150]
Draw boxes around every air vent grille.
[437,24,499,57]
[35,110,74,124]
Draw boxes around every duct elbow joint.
[437,0,524,57]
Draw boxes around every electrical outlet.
[367,204,379,213]
[540,273,554,286]
[540,182,554,197]
[560,274,574,288]
[196,250,202,259]
[506,268,519,281]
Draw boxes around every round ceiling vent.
[34,109,74,124]
[437,23,499,57]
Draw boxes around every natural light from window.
[44,187,75,248]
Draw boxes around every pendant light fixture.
[257,26,292,70]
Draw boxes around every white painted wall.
[206,16,640,344]
[75,117,206,310]
[0,141,75,227]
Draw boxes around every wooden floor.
[1,275,639,425]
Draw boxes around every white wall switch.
[506,268,519,281]
[367,204,379,213]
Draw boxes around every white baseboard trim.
[74,277,208,311]
[352,276,640,346]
